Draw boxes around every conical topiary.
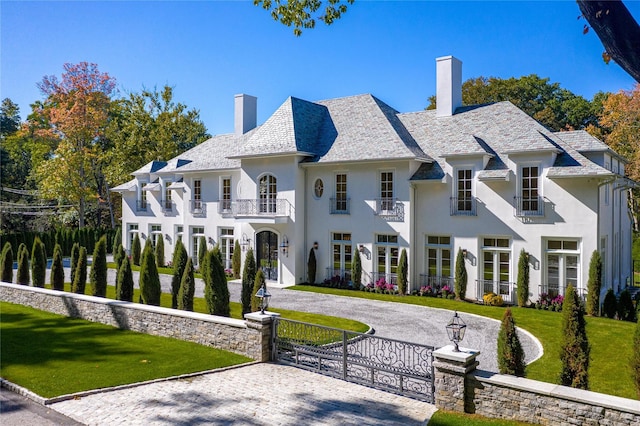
[454,248,467,300]
[170,239,188,309]
[497,308,526,377]
[139,240,161,306]
[251,269,266,312]
[1,242,13,283]
[90,235,108,297]
[241,248,257,315]
[559,285,590,390]
[17,243,30,285]
[31,237,46,288]
[72,246,88,294]
[131,233,141,266]
[232,239,241,279]
[516,249,530,307]
[155,235,165,267]
[50,243,65,291]
[116,256,134,302]
[178,257,195,311]
[586,250,602,316]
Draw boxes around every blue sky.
[2,1,639,136]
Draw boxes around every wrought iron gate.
[273,318,435,402]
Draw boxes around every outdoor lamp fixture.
[141,233,147,239]
[462,248,468,259]
[445,311,467,352]
[358,244,365,253]
[240,233,250,252]
[280,235,289,257]
[313,241,319,250]
[208,236,215,245]
[164,233,170,241]
[255,282,271,314]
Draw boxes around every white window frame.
[518,164,541,213]
[375,234,399,284]
[331,232,353,280]
[453,167,474,214]
[258,173,277,213]
[220,176,232,212]
[425,236,452,279]
[379,170,395,211]
[544,238,581,297]
[334,173,348,213]
[127,223,139,251]
[191,226,205,265]
[150,224,162,247]
[219,227,234,270]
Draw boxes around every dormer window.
[451,168,476,216]
[515,165,544,217]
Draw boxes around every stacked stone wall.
[0,282,269,361]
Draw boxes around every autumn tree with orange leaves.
[33,62,116,228]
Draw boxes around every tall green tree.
[497,308,526,377]
[16,243,29,285]
[114,243,126,271]
[203,249,230,317]
[1,242,13,283]
[139,240,161,306]
[307,248,316,284]
[116,256,134,302]
[72,246,88,294]
[198,235,207,268]
[241,248,257,315]
[50,243,65,290]
[586,250,603,316]
[90,235,108,297]
[131,233,141,266]
[397,248,408,295]
[178,257,195,311]
[232,239,241,279]
[454,248,467,300]
[254,0,354,36]
[352,249,362,288]
[170,239,188,309]
[70,242,80,284]
[517,249,530,307]
[155,235,165,267]
[559,285,590,390]
[31,237,46,288]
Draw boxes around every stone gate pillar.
[433,345,480,413]
[244,311,280,361]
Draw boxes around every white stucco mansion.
[113,56,634,304]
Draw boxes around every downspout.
[304,167,308,285]
[410,182,417,294]
[613,179,634,291]
[598,176,615,294]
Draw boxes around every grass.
[0,301,252,398]
[291,285,638,400]
[428,411,532,425]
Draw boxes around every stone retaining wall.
[434,345,640,426]
[0,282,273,361]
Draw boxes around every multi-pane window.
[521,166,539,211]
[380,172,394,210]
[259,174,277,213]
[128,224,139,251]
[376,234,399,284]
[331,233,352,280]
[483,238,510,283]
[150,224,162,247]
[164,185,172,210]
[219,228,234,269]
[222,177,232,211]
[456,169,473,212]
[426,236,451,279]
[546,239,580,297]
[175,226,183,243]
[193,179,202,210]
[192,226,205,265]
[335,174,348,212]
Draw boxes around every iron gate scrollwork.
[273,318,435,402]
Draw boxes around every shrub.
[352,249,362,288]
[307,248,316,284]
[16,243,29,285]
[198,236,207,268]
[155,236,165,267]
[586,250,603,316]
[72,247,88,294]
[131,233,141,266]
[516,249,529,307]
[139,240,161,306]
[559,285,590,390]
[178,257,195,311]
[483,292,504,307]
[112,228,121,254]
[603,289,617,319]
[170,239,188,309]
[618,289,636,322]
[497,308,526,377]
[633,319,640,398]
[454,248,467,300]
[251,269,266,312]
[232,239,241,279]
[114,244,125,270]
[90,235,108,297]
[241,248,257,315]
[31,237,46,288]
[397,248,408,295]
[1,242,13,283]
[50,244,65,291]
[116,256,134,302]
[210,250,230,317]
[70,242,80,284]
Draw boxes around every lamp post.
[445,311,467,352]
[255,281,271,314]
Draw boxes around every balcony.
[450,197,477,216]
[374,198,404,221]
[476,279,516,305]
[190,200,207,217]
[136,200,148,212]
[160,199,175,215]
[218,199,233,217]
[330,197,350,215]
[514,196,545,217]
[231,199,292,223]
[418,275,454,294]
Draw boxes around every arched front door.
[256,230,278,281]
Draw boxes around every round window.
[314,178,324,198]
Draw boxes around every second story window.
[222,177,231,211]
[164,185,172,210]
[380,171,394,211]
[194,179,202,209]
[259,174,277,213]
[521,166,539,211]
[331,173,349,214]
[451,168,475,215]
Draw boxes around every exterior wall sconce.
[462,248,468,258]
[280,235,289,257]
[208,236,215,245]
[358,244,365,253]
[141,232,147,239]
[164,233,170,241]
[240,233,251,252]
[255,281,271,314]
[445,311,467,352]
[313,241,319,250]
[358,244,371,260]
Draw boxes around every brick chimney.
[436,56,462,117]
[234,94,257,136]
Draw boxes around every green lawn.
[0,301,252,398]
[429,411,532,425]
[291,286,638,400]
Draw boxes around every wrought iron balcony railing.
[231,199,292,218]
[330,197,350,214]
[538,285,587,301]
[218,199,233,217]
[160,199,175,214]
[190,200,206,217]
[374,198,404,221]
[418,275,454,294]
[450,197,477,216]
[371,272,398,285]
[325,267,353,285]
[476,279,516,305]
[514,196,545,217]
[136,200,148,212]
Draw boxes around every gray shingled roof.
[132,160,167,175]
[555,130,610,152]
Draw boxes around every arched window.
[259,174,277,213]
